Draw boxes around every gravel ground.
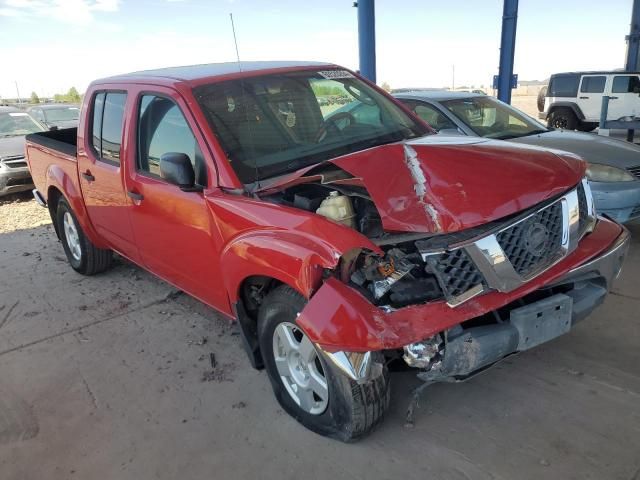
[0,192,639,479]
[0,192,51,234]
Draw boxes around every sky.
[0,0,635,99]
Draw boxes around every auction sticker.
[318,70,354,79]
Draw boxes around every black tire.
[548,107,578,130]
[258,285,390,442]
[56,197,112,275]
[537,86,548,112]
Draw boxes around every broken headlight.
[349,249,443,308]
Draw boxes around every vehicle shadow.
[0,191,33,206]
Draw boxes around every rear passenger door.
[125,89,227,310]
[577,75,606,121]
[77,90,139,262]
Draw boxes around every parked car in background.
[540,71,640,131]
[394,91,640,223]
[0,106,45,196]
[26,62,629,441]
[28,104,80,130]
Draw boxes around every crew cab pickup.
[26,62,630,441]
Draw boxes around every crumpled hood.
[330,135,586,233]
[0,135,26,159]
[509,130,640,170]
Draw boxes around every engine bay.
[260,169,450,309]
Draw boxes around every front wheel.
[258,285,390,441]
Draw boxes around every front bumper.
[0,162,34,196]
[590,180,640,223]
[299,218,626,354]
[321,224,631,384]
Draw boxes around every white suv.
[542,71,640,131]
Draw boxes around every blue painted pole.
[356,0,376,83]
[497,0,518,104]
[626,0,640,71]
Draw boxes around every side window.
[580,76,606,93]
[90,91,126,164]
[101,93,126,163]
[413,103,456,131]
[137,95,206,186]
[91,93,105,155]
[612,75,640,93]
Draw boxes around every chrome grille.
[426,249,485,300]
[627,165,640,180]
[416,180,595,308]
[496,202,564,278]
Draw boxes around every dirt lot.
[0,193,639,480]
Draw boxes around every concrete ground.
[0,194,639,480]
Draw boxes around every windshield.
[441,96,547,139]
[0,111,45,138]
[194,69,428,183]
[44,106,80,123]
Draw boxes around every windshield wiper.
[495,129,547,140]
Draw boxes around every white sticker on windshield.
[318,70,354,80]
[8,112,28,117]
[69,107,79,110]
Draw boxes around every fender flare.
[221,229,371,304]
[547,102,585,121]
[45,164,107,248]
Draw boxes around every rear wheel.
[258,285,390,442]
[548,107,578,130]
[56,198,112,275]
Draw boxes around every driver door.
[125,87,228,310]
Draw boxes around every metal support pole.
[626,0,640,71]
[497,0,518,104]
[599,96,610,137]
[355,0,376,83]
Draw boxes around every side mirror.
[49,125,59,131]
[159,152,200,192]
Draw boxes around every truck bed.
[25,127,77,158]
[25,127,80,206]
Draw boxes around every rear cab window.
[548,74,580,97]
[90,91,127,165]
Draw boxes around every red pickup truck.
[26,62,630,441]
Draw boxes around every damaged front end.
[257,139,628,387]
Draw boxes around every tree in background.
[53,87,82,103]
[381,82,391,92]
[30,92,40,104]
[67,87,81,103]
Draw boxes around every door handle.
[81,171,95,182]
[610,96,619,100]
[127,190,144,202]
[579,96,589,99]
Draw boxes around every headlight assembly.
[586,163,635,182]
